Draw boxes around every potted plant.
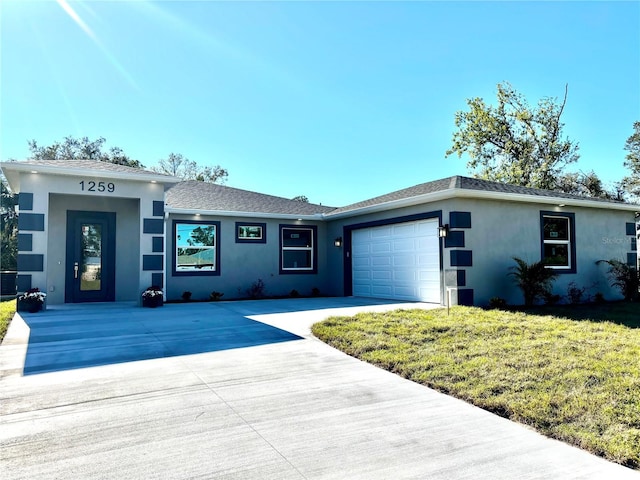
[142,286,164,308]
[17,288,47,313]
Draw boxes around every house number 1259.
[79,181,115,193]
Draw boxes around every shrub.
[289,289,299,298]
[543,292,562,306]
[181,291,192,302]
[246,279,266,299]
[209,291,224,301]
[488,297,507,309]
[311,287,321,297]
[566,282,586,304]
[593,292,605,304]
[509,257,558,306]
[596,259,639,301]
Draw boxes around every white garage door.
[352,219,441,303]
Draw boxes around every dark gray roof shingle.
[166,181,335,216]
[327,175,628,216]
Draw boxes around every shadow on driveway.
[21,302,302,375]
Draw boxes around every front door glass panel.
[81,223,102,291]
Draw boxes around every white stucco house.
[1,159,637,307]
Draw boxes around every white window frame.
[542,214,572,270]
[281,226,315,272]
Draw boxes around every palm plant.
[509,257,558,306]
[596,259,639,301]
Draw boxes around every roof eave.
[323,190,457,220]
[166,207,325,221]
[323,188,640,220]
[0,162,181,186]
[458,189,640,211]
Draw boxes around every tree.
[153,153,228,184]
[446,82,580,191]
[0,178,18,270]
[27,136,143,168]
[291,195,309,203]
[621,121,640,202]
[554,171,624,201]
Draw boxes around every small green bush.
[566,282,586,304]
[246,279,266,299]
[488,297,507,309]
[209,291,224,301]
[181,291,192,302]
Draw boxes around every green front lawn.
[0,299,17,342]
[311,303,640,468]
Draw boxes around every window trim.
[279,224,318,274]
[172,220,221,276]
[540,211,576,274]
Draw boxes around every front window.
[173,221,220,274]
[280,225,317,273]
[541,213,574,271]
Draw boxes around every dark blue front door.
[65,211,116,303]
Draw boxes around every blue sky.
[1,1,638,206]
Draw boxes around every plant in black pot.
[17,288,47,313]
[142,286,164,308]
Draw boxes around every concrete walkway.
[1,298,637,479]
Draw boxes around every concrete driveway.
[1,298,637,479]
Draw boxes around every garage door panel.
[371,285,394,296]
[394,271,416,282]
[371,242,392,253]
[352,219,441,303]
[371,226,392,238]
[393,254,416,267]
[371,256,392,266]
[372,271,392,280]
[393,239,416,252]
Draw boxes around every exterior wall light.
[438,224,449,238]
[334,237,343,248]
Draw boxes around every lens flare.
[55,0,139,90]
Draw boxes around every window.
[280,225,317,274]
[235,222,266,243]
[540,212,575,273]
[173,220,220,275]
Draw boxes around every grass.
[0,299,17,342]
[311,302,640,469]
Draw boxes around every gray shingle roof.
[327,175,629,216]
[166,181,336,216]
[11,159,174,177]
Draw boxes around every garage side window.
[173,220,221,276]
[280,225,317,274]
[540,212,575,273]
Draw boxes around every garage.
[351,219,441,303]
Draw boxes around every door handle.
[74,262,79,279]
